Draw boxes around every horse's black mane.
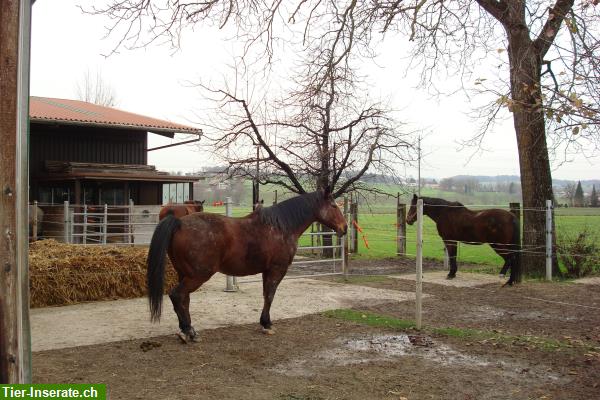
[257,191,322,233]
[421,196,465,209]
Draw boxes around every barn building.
[29,96,202,206]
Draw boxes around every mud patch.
[465,305,576,322]
[272,334,567,384]
[390,271,505,287]
[574,276,600,285]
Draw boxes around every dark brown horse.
[147,189,347,342]
[158,200,205,220]
[406,195,520,286]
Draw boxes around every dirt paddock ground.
[33,259,600,400]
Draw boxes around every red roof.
[29,96,201,136]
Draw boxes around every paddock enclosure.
[32,260,600,400]
[29,197,600,399]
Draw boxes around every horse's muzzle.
[337,224,348,237]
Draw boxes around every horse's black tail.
[147,213,181,322]
[509,215,521,285]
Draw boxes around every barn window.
[38,186,73,204]
[162,183,190,204]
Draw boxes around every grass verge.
[322,309,599,352]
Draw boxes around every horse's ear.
[412,193,418,200]
[200,200,205,205]
[323,185,332,198]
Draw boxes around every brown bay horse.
[158,200,205,220]
[147,189,347,342]
[406,195,520,286]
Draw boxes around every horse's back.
[170,213,295,277]
[472,208,517,243]
[437,207,516,244]
[159,203,191,220]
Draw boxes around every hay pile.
[29,240,178,308]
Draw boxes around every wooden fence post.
[396,193,406,256]
[509,202,521,224]
[350,199,358,253]
[32,201,38,241]
[63,201,69,243]
[0,0,32,383]
[128,199,134,245]
[510,202,522,282]
[343,196,349,279]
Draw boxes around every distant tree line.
[438,177,521,195]
[562,182,599,207]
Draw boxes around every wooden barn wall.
[29,123,147,175]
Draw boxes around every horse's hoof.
[261,327,275,335]
[177,330,198,344]
[176,332,189,344]
[446,275,455,280]
[499,274,506,278]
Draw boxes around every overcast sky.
[29,1,599,181]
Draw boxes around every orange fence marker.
[352,220,370,249]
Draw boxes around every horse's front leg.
[445,241,458,279]
[260,267,287,335]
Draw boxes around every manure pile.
[29,240,177,308]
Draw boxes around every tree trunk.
[506,17,557,279]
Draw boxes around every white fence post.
[69,209,74,244]
[102,204,108,244]
[82,204,88,244]
[416,198,423,330]
[63,200,69,243]
[546,199,553,281]
[224,197,238,292]
[443,247,449,271]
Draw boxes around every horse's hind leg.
[493,245,511,277]
[504,251,519,286]
[492,245,516,286]
[260,267,288,335]
[445,241,458,279]
[169,275,210,343]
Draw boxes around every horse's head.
[315,187,348,237]
[185,199,205,212]
[194,200,205,212]
[406,194,419,225]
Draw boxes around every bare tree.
[199,58,413,199]
[439,178,456,192]
[75,68,118,107]
[562,182,577,206]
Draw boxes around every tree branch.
[534,0,576,57]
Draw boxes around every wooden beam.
[0,0,32,383]
[146,136,201,151]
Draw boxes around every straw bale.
[29,240,178,308]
